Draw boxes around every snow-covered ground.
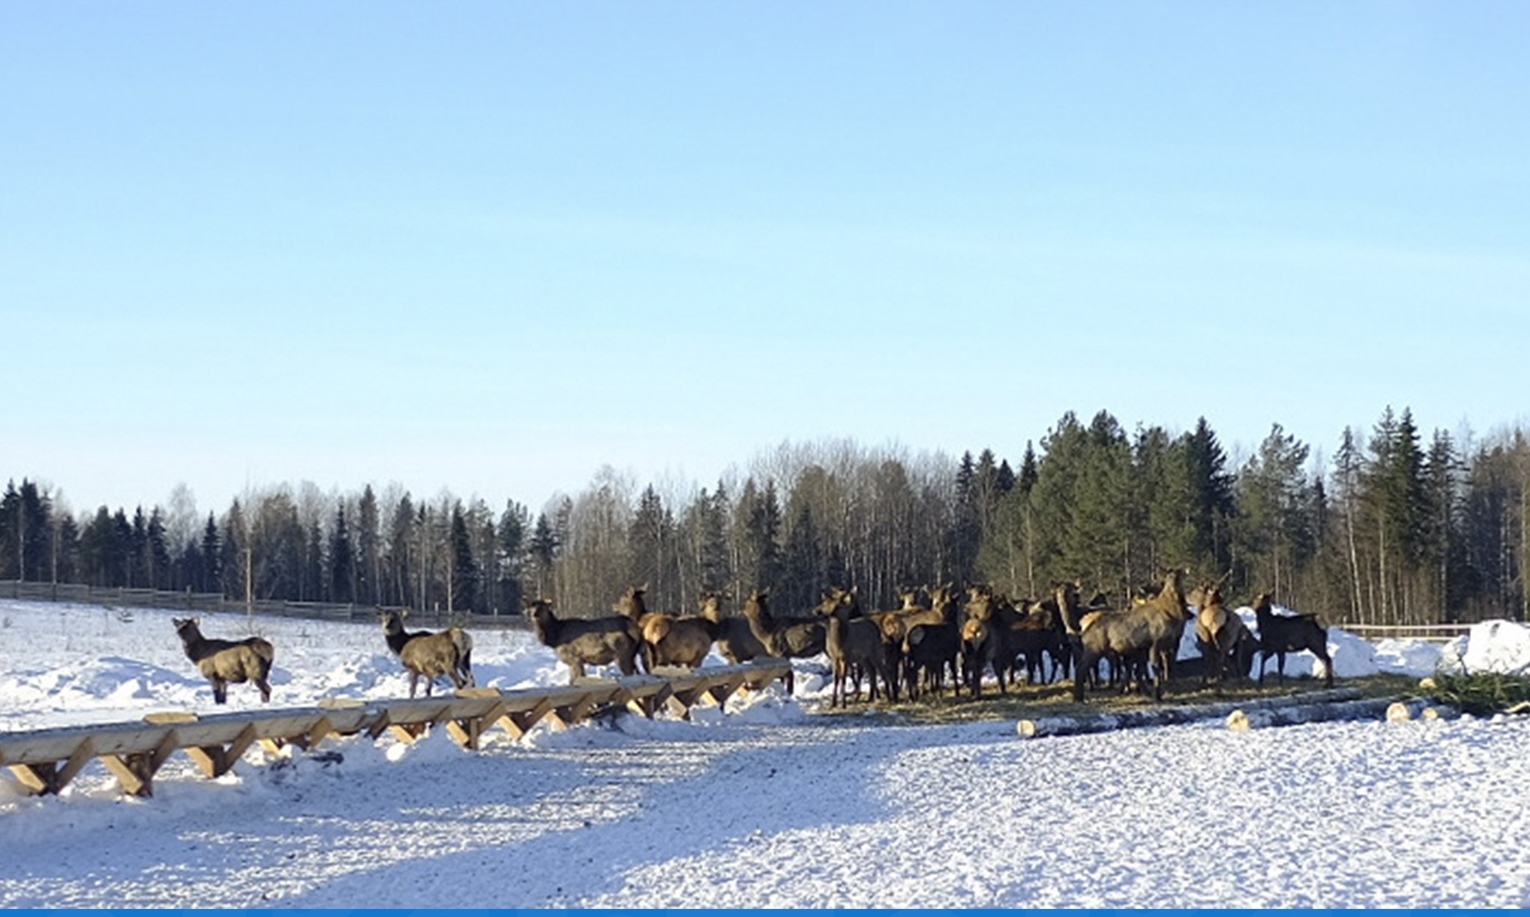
[2,598,1529,908]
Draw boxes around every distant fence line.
[1335,622,1474,642]
[0,580,530,631]
[0,580,1490,642]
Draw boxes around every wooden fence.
[0,580,529,631]
[1336,623,1475,642]
[0,660,791,799]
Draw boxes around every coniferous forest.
[4,406,1528,626]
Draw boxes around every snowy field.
[2,598,1529,908]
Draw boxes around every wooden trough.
[0,660,791,799]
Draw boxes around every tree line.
[3,406,1527,625]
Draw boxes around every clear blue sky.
[4,2,1527,519]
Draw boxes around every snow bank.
[1439,619,1530,677]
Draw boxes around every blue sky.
[4,2,1527,518]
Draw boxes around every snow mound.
[1439,619,1530,676]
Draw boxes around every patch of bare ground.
[812,673,1421,726]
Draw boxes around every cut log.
[1016,688,1364,739]
[1225,697,1436,731]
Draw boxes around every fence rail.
[0,580,530,631]
[0,660,792,799]
[1334,623,1475,641]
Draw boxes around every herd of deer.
[167,568,1334,710]
[521,571,1336,708]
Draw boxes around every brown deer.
[524,597,641,683]
[172,617,274,705]
[697,590,768,665]
[1063,569,1189,702]
[1189,581,1248,688]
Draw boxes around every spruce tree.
[780,498,824,613]
[356,485,380,605]
[528,511,559,600]
[330,506,355,604]
[201,513,222,594]
[449,504,479,614]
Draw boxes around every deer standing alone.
[172,617,275,705]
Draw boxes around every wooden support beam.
[183,745,221,778]
[103,726,184,797]
[706,674,748,707]
[9,737,98,796]
[183,723,262,779]
[304,715,336,748]
[623,682,672,719]
[8,762,57,795]
[388,723,428,744]
[223,724,259,772]
[56,736,97,793]
[502,697,555,739]
[101,754,153,797]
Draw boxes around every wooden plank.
[53,736,96,794]
[705,674,749,707]
[101,754,151,797]
[144,711,199,725]
[183,745,221,779]
[8,762,55,795]
[223,724,259,771]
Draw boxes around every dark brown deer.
[697,590,768,665]
[738,590,825,695]
[172,617,274,705]
[524,597,641,683]
[900,585,962,700]
[820,586,898,706]
[1062,569,1188,702]
[1253,592,1334,688]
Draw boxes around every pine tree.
[627,485,679,611]
[330,505,355,604]
[146,508,172,591]
[449,504,479,614]
[496,500,529,616]
[1184,416,1236,573]
[733,479,784,605]
[387,494,416,607]
[1424,428,1464,619]
[1027,412,1088,586]
[1066,411,1133,590]
[0,480,19,580]
[780,497,824,613]
[305,519,324,602]
[356,485,380,606]
[1234,423,1313,599]
[200,513,222,594]
[1364,406,1429,622]
[528,511,559,600]
[947,451,982,585]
